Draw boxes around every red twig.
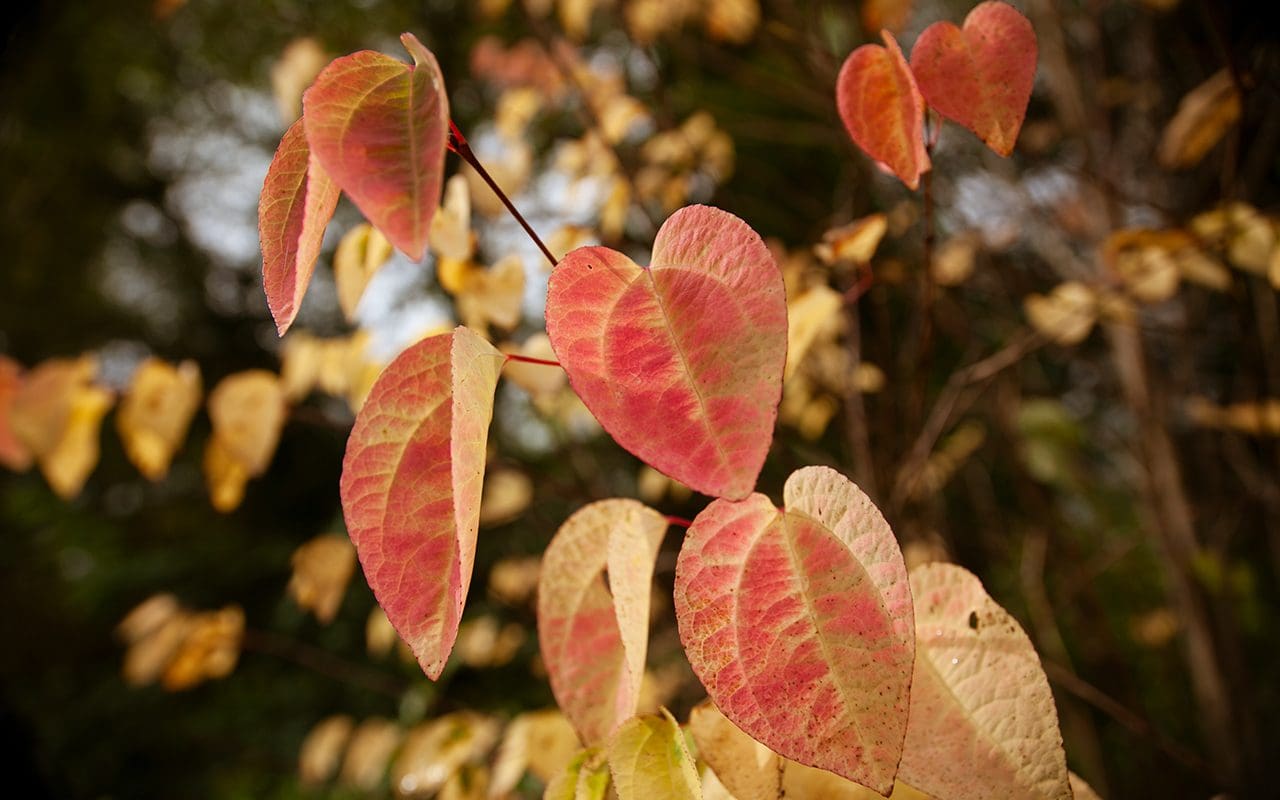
[504,353,562,368]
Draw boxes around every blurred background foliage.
[1,0,1277,797]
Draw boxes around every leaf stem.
[447,120,558,269]
[504,353,562,368]
[665,515,693,528]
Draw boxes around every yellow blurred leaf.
[600,94,651,145]
[161,605,243,691]
[454,615,527,668]
[203,435,250,512]
[601,177,631,240]
[816,214,888,265]
[487,556,542,607]
[558,0,598,40]
[335,223,394,321]
[299,715,356,786]
[40,382,113,499]
[480,468,534,526]
[501,334,567,400]
[288,534,357,624]
[271,37,329,124]
[1024,282,1097,345]
[366,606,401,658]
[340,718,404,791]
[391,712,501,798]
[457,254,526,335]
[635,464,692,504]
[490,709,581,796]
[1187,397,1280,436]
[931,233,979,287]
[1191,202,1277,275]
[117,592,181,643]
[1131,607,1179,648]
[626,0,698,45]
[280,332,322,401]
[207,370,286,476]
[496,87,544,142]
[704,0,760,44]
[544,746,610,800]
[854,362,886,394]
[431,175,475,262]
[441,764,489,800]
[785,285,843,381]
[121,610,193,687]
[9,355,96,458]
[1158,69,1240,170]
[117,358,202,481]
[466,143,532,217]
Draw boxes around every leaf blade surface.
[836,32,929,189]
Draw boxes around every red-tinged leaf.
[303,33,449,261]
[836,32,929,190]
[910,1,1037,157]
[899,563,1071,800]
[545,205,787,501]
[259,118,341,335]
[0,356,32,471]
[674,466,914,794]
[339,326,504,680]
[538,499,668,745]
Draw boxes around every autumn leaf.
[836,31,929,189]
[339,718,403,790]
[304,33,449,261]
[271,37,329,124]
[489,709,581,795]
[299,715,355,786]
[288,534,357,624]
[898,563,1071,800]
[910,1,1038,157]
[391,712,500,797]
[674,466,914,793]
[607,710,702,800]
[207,370,287,476]
[259,118,341,335]
[116,358,202,481]
[546,205,787,500]
[8,355,96,459]
[545,747,611,800]
[339,327,504,679]
[40,378,114,500]
[334,223,393,321]
[1158,69,1240,170]
[538,499,667,745]
[0,356,32,471]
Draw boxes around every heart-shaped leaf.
[340,326,504,679]
[674,466,914,793]
[545,205,787,501]
[608,710,702,800]
[899,562,1071,800]
[538,499,668,745]
[304,33,449,261]
[259,118,341,335]
[836,31,929,190]
[910,1,1037,157]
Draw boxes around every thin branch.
[240,627,410,699]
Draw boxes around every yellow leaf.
[558,0,598,41]
[280,332,322,401]
[334,223,394,321]
[480,468,533,526]
[121,610,192,687]
[457,254,526,335]
[931,233,979,287]
[161,605,244,691]
[271,37,329,124]
[854,362,886,394]
[340,718,403,791]
[487,555,542,607]
[490,709,581,796]
[1158,69,1240,170]
[207,370,286,476]
[465,143,532,217]
[299,715,355,786]
[454,615,527,667]
[607,709,701,800]
[439,764,488,800]
[816,214,888,265]
[496,87,544,142]
[1191,202,1277,274]
[117,592,181,644]
[117,358,202,481]
[431,174,475,262]
[501,333,567,400]
[41,382,113,499]
[544,747,610,800]
[785,285,842,381]
[288,534,357,624]
[1024,282,1097,345]
[8,355,96,458]
[203,435,250,512]
[704,0,760,44]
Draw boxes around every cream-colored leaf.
[335,223,394,321]
[431,174,475,262]
[816,214,888,265]
[490,709,581,797]
[899,563,1070,800]
[40,383,113,499]
[932,233,979,287]
[457,254,526,335]
[8,355,96,458]
[288,534,357,624]
[487,555,542,607]
[607,709,701,800]
[299,715,355,786]
[340,718,404,791]
[117,358,201,480]
[1024,282,1097,345]
[501,334,567,400]
[117,593,181,644]
[454,615,526,668]
[203,435,250,512]
[480,468,533,526]
[121,611,192,687]
[391,712,501,798]
[441,765,489,800]
[496,87,543,142]
[271,37,329,124]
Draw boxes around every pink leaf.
[258,118,341,335]
[339,326,504,679]
[836,31,930,190]
[899,563,1071,800]
[545,205,787,501]
[303,33,449,261]
[674,466,914,794]
[910,1,1037,157]
[538,499,668,745]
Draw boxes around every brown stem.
[448,121,558,269]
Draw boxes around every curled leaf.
[674,466,914,793]
[259,118,341,335]
[304,33,449,260]
[340,327,504,679]
[910,1,1038,157]
[1158,69,1240,170]
[546,205,787,500]
[538,499,668,745]
[899,563,1070,800]
[836,32,929,189]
